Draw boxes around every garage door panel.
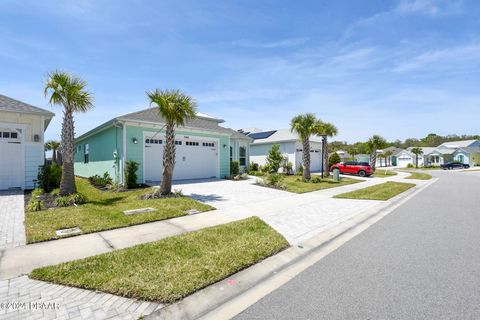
[0,141,23,190]
[144,136,218,182]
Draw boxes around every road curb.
[146,178,438,320]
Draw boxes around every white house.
[246,129,323,172]
[0,94,54,190]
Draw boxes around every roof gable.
[0,94,54,117]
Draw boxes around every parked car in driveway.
[330,161,373,177]
[441,162,470,170]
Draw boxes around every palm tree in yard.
[411,147,424,168]
[147,89,197,196]
[45,140,61,164]
[384,150,393,167]
[316,122,338,177]
[367,135,387,172]
[45,71,93,195]
[291,113,336,181]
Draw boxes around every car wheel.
[358,170,366,177]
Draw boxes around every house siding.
[125,125,230,183]
[24,143,44,189]
[74,125,122,181]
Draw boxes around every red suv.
[330,161,373,177]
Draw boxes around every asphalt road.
[235,170,480,320]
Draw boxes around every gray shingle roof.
[250,128,323,144]
[438,139,479,148]
[77,107,252,141]
[0,94,54,116]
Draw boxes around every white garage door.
[0,130,23,190]
[397,156,412,168]
[310,148,322,172]
[144,135,218,182]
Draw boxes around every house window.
[175,141,182,145]
[230,146,233,162]
[202,142,214,147]
[239,146,246,166]
[84,144,89,163]
[186,141,199,146]
[2,132,10,138]
[11,132,18,139]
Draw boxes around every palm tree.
[384,150,393,167]
[147,89,197,195]
[411,147,424,168]
[45,71,93,195]
[367,135,387,172]
[291,113,335,181]
[45,140,61,164]
[316,122,338,177]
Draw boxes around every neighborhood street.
[235,170,480,319]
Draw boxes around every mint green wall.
[125,125,231,183]
[74,125,123,181]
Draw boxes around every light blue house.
[74,107,252,184]
[0,94,54,190]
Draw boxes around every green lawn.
[372,169,397,178]
[334,181,415,201]
[30,217,288,303]
[25,178,213,243]
[283,175,363,193]
[405,172,432,180]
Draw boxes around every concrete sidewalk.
[0,171,424,279]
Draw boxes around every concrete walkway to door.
[0,190,26,249]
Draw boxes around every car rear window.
[358,162,370,166]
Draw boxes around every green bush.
[311,176,322,183]
[266,144,283,173]
[88,172,113,188]
[265,173,286,189]
[27,200,42,212]
[125,160,139,189]
[329,152,341,167]
[37,164,62,193]
[54,193,86,207]
[296,165,304,176]
[250,162,259,172]
[230,160,240,176]
[407,163,414,168]
[282,160,293,175]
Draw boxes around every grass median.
[25,178,213,243]
[283,175,363,193]
[372,169,397,178]
[30,217,289,303]
[404,172,432,180]
[334,181,415,201]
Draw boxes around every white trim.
[122,121,126,185]
[122,120,231,137]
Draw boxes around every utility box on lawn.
[333,170,340,182]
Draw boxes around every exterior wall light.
[132,137,138,144]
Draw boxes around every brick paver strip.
[0,191,26,249]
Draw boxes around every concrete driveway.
[172,178,291,210]
[0,190,26,249]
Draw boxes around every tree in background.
[45,140,61,164]
[147,89,197,196]
[411,147,424,168]
[329,152,341,168]
[266,144,283,173]
[44,71,93,196]
[384,150,393,166]
[367,135,387,172]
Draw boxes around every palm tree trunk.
[322,137,330,177]
[60,109,76,195]
[302,138,311,181]
[370,151,377,172]
[52,149,57,165]
[159,122,176,195]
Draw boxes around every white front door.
[144,135,219,182]
[0,129,23,190]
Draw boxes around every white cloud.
[395,0,463,16]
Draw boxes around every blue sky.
[1,0,479,143]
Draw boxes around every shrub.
[125,160,139,189]
[311,176,322,183]
[264,173,286,189]
[88,172,113,188]
[250,162,259,172]
[54,193,86,207]
[329,152,341,167]
[407,163,414,168]
[37,164,62,193]
[249,170,264,177]
[230,160,240,176]
[27,199,42,212]
[266,144,283,173]
[282,159,293,175]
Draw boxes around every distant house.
[331,150,351,162]
[74,107,252,184]
[247,129,323,172]
[0,94,54,190]
[452,147,480,166]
